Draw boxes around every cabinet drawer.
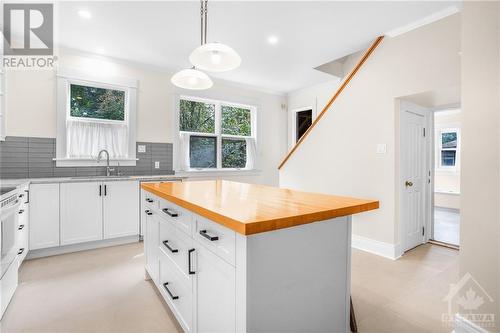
[158,199,192,236]
[159,218,195,283]
[143,191,159,210]
[194,214,235,266]
[159,250,193,333]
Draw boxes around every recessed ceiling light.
[267,35,279,45]
[78,10,92,19]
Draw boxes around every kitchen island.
[141,180,378,333]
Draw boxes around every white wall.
[4,49,287,186]
[459,2,500,326]
[280,14,460,248]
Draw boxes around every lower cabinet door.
[60,182,103,245]
[145,212,159,283]
[103,181,139,239]
[29,183,60,250]
[196,245,236,333]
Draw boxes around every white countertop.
[0,175,185,187]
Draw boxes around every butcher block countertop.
[141,180,379,236]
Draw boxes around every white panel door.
[103,180,139,239]
[29,183,60,250]
[60,182,103,245]
[196,245,235,333]
[401,102,428,251]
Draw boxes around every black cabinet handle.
[145,210,152,216]
[18,224,25,230]
[163,282,179,300]
[18,248,25,255]
[99,185,102,196]
[146,198,154,203]
[188,248,195,275]
[18,209,24,214]
[104,185,107,196]
[18,193,24,198]
[25,190,29,204]
[199,230,219,241]
[162,208,178,217]
[162,240,178,253]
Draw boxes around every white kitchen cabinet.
[103,180,139,239]
[29,184,59,250]
[60,182,103,245]
[145,211,159,284]
[29,183,60,250]
[17,183,30,264]
[196,244,236,333]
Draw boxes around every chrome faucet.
[97,149,115,176]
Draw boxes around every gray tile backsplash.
[0,136,174,179]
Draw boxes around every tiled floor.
[433,207,460,246]
[1,242,458,333]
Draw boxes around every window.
[177,96,256,171]
[56,68,137,166]
[436,129,460,170]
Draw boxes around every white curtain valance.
[66,120,128,159]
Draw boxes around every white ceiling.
[56,1,460,94]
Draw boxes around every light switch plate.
[376,144,387,154]
[154,161,160,169]
[138,145,146,153]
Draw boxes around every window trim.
[435,127,460,172]
[174,95,258,172]
[56,67,138,167]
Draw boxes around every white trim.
[351,234,400,260]
[454,313,491,333]
[57,67,138,88]
[385,5,461,37]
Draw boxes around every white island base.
[143,192,352,333]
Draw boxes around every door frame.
[398,100,433,257]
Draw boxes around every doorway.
[431,108,461,247]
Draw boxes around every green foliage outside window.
[222,138,246,168]
[221,106,251,136]
[180,100,215,133]
[70,84,125,121]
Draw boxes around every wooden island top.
[141,180,379,235]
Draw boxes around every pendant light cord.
[200,0,208,45]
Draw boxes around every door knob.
[405,181,413,187]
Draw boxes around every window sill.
[54,157,138,167]
[175,169,262,178]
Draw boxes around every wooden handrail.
[278,36,385,170]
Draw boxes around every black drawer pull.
[18,194,24,198]
[18,209,24,214]
[18,224,25,230]
[145,210,152,216]
[199,230,219,241]
[162,240,178,253]
[146,198,154,203]
[188,248,195,275]
[163,282,179,300]
[18,248,25,255]
[163,208,178,217]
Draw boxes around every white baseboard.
[454,314,491,333]
[27,235,140,259]
[351,234,400,260]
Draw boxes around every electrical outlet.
[154,161,160,169]
[376,144,387,154]
[138,145,146,153]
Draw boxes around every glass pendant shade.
[170,68,213,90]
[189,42,241,72]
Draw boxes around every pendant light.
[170,67,213,90]
[189,0,241,72]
